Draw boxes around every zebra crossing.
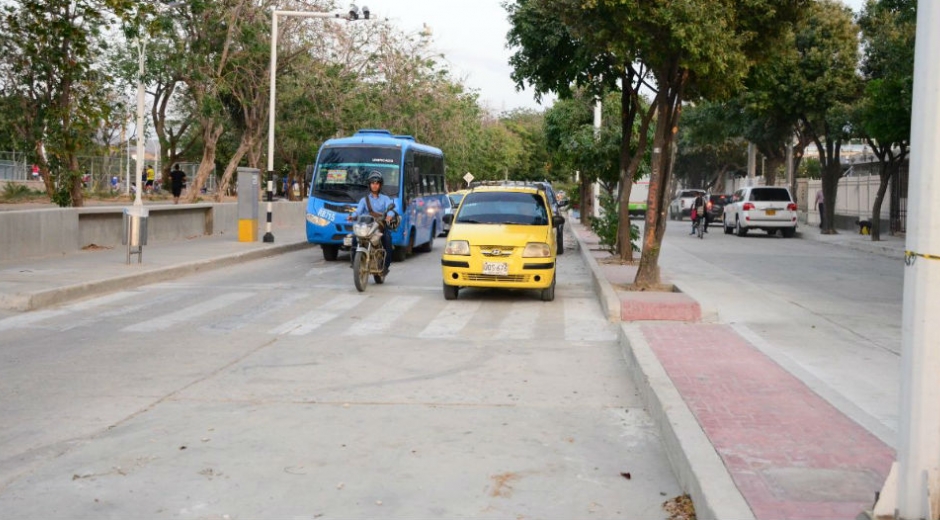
[0,284,619,343]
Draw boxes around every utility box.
[237,167,260,242]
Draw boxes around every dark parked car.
[707,194,732,222]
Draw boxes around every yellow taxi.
[441,184,563,301]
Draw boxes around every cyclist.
[690,192,709,235]
[348,171,395,274]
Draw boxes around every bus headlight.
[522,242,551,258]
[306,214,330,227]
[444,240,470,255]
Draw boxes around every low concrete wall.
[0,200,307,263]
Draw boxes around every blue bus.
[305,129,445,261]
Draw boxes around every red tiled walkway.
[641,323,894,520]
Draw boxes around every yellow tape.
[904,250,940,266]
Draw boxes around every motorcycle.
[345,214,389,292]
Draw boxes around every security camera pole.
[265,5,370,243]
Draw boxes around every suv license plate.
[483,262,508,276]
[343,236,353,247]
[765,209,776,216]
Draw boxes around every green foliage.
[799,157,822,179]
[857,0,915,149]
[1,182,37,201]
[590,190,638,255]
[590,191,619,254]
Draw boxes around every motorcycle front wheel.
[353,251,369,292]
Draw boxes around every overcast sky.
[373,0,552,113]
[372,0,867,114]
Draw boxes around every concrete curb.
[1,241,313,311]
[570,222,753,519]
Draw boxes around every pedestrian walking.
[145,166,156,193]
[169,164,187,204]
[815,189,825,229]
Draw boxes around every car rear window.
[456,191,548,225]
[710,195,731,204]
[749,188,791,202]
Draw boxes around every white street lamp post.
[134,36,147,208]
[264,5,369,243]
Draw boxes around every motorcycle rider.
[348,171,395,274]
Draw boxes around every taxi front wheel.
[443,283,459,300]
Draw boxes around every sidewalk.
[569,219,897,520]
[0,225,312,311]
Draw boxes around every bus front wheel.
[322,244,339,261]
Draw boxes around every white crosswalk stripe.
[2,283,616,344]
[0,291,138,332]
[269,293,363,336]
[497,301,540,340]
[344,295,421,336]
[418,300,483,339]
[123,292,256,332]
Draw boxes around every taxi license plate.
[343,235,353,247]
[483,262,508,276]
[765,209,776,216]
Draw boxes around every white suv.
[723,186,798,237]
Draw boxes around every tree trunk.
[870,160,893,242]
[821,159,841,234]
[616,84,635,261]
[636,78,684,287]
[215,137,253,202]
[764,156,785,186]
[579,173,593,226]
[185,121,225,202]
[69,153,84,207]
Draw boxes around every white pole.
[747,143,756,187]
[266,11,278,178]
[134,37,146,207]
[264,9,353,243]
[593,96,602,218]
[897,1,940,518]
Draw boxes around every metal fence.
[1,151,218,195]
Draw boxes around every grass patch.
[1,182,46,202]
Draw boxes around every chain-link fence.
[1,151,220,196]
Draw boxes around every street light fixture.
[263,6,371,243]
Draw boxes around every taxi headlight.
[306,214,330,227]
[522,242,551,258]
[444,240,470,256]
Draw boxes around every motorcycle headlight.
[522,242,551,258]
[444,240,470,256]
[353,222,373,238]
[306,214,330,227]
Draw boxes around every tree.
[673,102,748,193]
[777,0,861,234]
[508,0,805,286]
[0,0,133,206]
[857,0,915,241]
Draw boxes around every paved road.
[656,222,903,446]
[0,234,682,518]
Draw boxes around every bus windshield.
[312,146,401,202]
